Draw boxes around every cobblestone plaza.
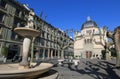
[0,0,120,79]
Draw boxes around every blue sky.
[18,0,120,34]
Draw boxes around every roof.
[81,17,98,30]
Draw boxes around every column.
[47,49,50,59]
[61,50,64,59]
[19,38,31,67]
[35,47,40,61]
[58,50,60,58]
[42,48,45,59]
[51,49,53,59]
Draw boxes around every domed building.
[74,17,107,59]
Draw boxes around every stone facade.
[74,17,107,59]
[0,0,74,60]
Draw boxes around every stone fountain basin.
[0,63,53,79]
[14,27,40,37]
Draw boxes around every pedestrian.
[74,61,79,69]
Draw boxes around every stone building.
[74,17,107,59]
[0,0,73,60]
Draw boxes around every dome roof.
[81,17,98,30]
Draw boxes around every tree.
[92,26,110,60]
[107,26,120,67]
[1,46,8,63]
[101,50,106,59]
[1,46,8,57]
[110,48,116,57]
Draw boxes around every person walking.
[74,60,80,69]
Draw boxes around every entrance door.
[86,51,88,58]
[7,50,17,59]
[86,51,92,58]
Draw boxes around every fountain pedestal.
[0,27,57,79]
[0,9,58,79]
[14,27,40,69]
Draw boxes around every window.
[40,39,44,46]
[46,34,48,38]
[0,0,6,8]
[86,30,92,34]
[14,18,20,27]
[0,13,4,23]
[42,32,45,38]
[84,39,92,44]
[15,8,20,16]
[11,32,16,40]
[84,39,86,44]
[21,12,24,18]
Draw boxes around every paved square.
[52,59,120,79]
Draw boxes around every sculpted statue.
[26,9,35,29]
[107,26,120,67]
[19,9,35,69]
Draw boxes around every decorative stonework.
[14,10,40,69]
[74,17,106,59]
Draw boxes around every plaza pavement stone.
[52,58,120,79]
[0,58,120,79]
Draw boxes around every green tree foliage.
[110,48,116,57]
[101,50,106,59]
[1,46,8,57]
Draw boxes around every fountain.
[0,9,58,79]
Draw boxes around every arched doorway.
[86,51,92,58]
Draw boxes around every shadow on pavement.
[67,59,120,79]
